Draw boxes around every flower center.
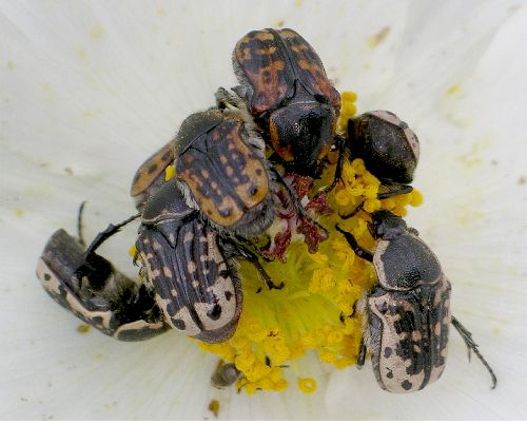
[198,92,423,394]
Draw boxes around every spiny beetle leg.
[230,242,284,290]
[83,212,141,257]
[451,316,497,389]
[335,225,374,262]
[357,337,367,368]
[377,184,414,200]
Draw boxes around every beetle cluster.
[36,28,495,393]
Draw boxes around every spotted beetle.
[337,210,497,392]
[36,228,170,341]
[131,98,329,259]
[232,28,341,176]
[131,107,274,239]
[36,178,284,343]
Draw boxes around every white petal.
[1,1,526,419]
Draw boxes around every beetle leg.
[335,225,374,262]
[338,202,365,220]
[451,316,497,389]
[37,229,170,341]
[322,134,346,194]
[83,212,140,257]
[228,241,284,290]
[77,201,87,247]
[356,337,367,368]
[377,183,414,199]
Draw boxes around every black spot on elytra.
[173,319,186,330]
[207,304,222,320]
[265,356,271,366]
[147,163,158,174]
[44,273,51,281]
[255,168,263,176]
[384,347,392,358]
[386,369,394,379]
[225,291,233,301]
[401,380,413,391]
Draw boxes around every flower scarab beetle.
[131,107,274,239]
[131,99,329,256]
[36,228,170,341]
[336,110,421,199]
[36,178,283,343]
[232,28,341,176]
[337,210,497,392]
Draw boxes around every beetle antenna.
[84,213,141,257]
[451,316,497,389]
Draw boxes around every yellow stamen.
[298,377,317,393]
[150,92,422,393]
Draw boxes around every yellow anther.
[189,91,424,394]
[298,377,318,394]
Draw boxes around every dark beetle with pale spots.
[36,180,244,343]
[337,210,497,392]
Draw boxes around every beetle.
[327,110,420,201]
[37,178,284,342]
[231,28,341,176]
[131,100,329,256]
[36,228,170,342]
[131,107,274,239]
[336,210,497,392]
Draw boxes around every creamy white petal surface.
[1,1,526,419]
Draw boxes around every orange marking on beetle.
[130,141,174,197]
[252,31,274,41]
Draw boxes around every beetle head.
[269,101,334,175]
[369,210,407,240]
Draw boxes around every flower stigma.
[197,92,423,394]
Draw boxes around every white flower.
[1,0,526,419]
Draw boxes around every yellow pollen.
[298,377,318,393]
[164,92,422,394]
[128,244,138,258]
[336,91,358,134]
[164,164,176,181]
